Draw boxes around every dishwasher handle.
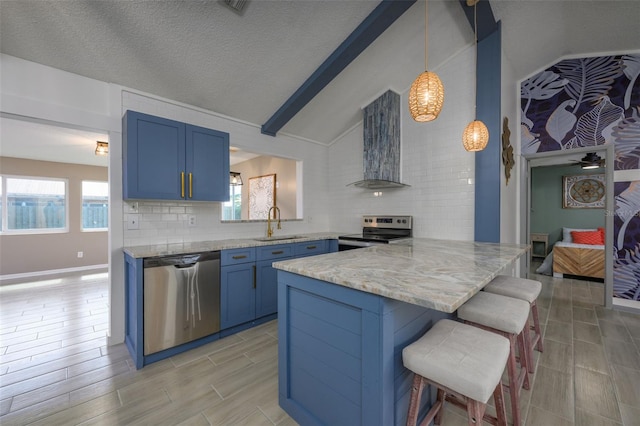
[174,263,197,269]
[143,251,220,268]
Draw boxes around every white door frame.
[522,144,615,309]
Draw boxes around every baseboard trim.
[0,264,108,283]
[613,297,640,313]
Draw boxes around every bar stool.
[484,275,544,374]
[403,319,509,426]
[457,292,531,426]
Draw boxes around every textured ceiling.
[1,0,638,165]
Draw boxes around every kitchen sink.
[254,235,306,242]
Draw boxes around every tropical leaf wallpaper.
[614,181,640,301]
[521,53,640,302]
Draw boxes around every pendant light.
[95,141,108,156]
[230,171,243,185]
[408,0,444,122]
[462,0,489,152]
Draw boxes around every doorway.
[525,146,614,308]
[0,115,110,284]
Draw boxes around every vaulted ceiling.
[1,0,638,162]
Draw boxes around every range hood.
[348,90,410,189]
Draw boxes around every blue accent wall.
[474,22,501,243]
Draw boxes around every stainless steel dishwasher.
[143,251,220,355]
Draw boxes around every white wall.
[327,45,477,240]
[500,51,519,244]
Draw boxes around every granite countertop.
[123,232,341,258]
[273,238,530,313]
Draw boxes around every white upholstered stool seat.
[458,291,530,335]
[484,275,544,373]
[484,275,542,303]
[457,292,531,426]
[403,319,509,426]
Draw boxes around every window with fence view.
[82,181,108,230]
[222,184,242,221]
[3,177,67,232]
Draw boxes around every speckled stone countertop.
[273,238,530,313]
[123,232,341,258]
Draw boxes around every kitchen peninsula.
[273,238,529,426]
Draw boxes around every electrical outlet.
[126,202,139,213]
[188,215,197,227]
[127,214,140,230]
[77,251,84,258]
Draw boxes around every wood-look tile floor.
[1,270,639,425]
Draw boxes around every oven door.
[338,239,377,251]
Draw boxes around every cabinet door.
[220,263,256,329]
[256,258,291,318]
[185,124,230,201]
[124,111,185,200]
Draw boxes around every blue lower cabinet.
[294,240,328,258]
[255,244,294,319]
[220,262,256,329]
[256,257,291,318]
[277,271,452,426]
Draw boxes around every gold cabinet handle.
[272,250,284,255]
[181,172,185,198]
[189,173,193,198]
[306,245,317,250]
[232,255,247,260]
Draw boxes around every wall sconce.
[230,171,243,185]
[95,141,109,156]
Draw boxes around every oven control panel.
[361,215,412,229]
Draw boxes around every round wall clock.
[563,174,605,208]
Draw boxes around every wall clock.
[562,174,605,208]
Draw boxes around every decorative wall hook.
[501,117,514,185]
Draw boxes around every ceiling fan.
[572,152,605,169]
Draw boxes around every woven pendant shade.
[462,120,489,152]
[462,1,488,152]
[408,71,444,122]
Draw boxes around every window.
[222,184,242,220]
[82,181,108,231]
[2,177,67,233]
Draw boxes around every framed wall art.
[563,174,605,208]
[248,174,276,219]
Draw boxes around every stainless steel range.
[338,215,412,250]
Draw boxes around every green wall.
[531,164,605,248]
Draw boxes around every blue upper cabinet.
[123,110,230,201]
[186,124,230,201]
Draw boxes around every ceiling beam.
[458,0,497,42]
[261,0,416,137]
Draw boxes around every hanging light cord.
[473,1,478,118]
[424,0,428,70]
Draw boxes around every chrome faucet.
[267,206,281,238]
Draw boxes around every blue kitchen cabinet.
[255,244,295,318]
[220,248,257,330]
[219,240,337,331]
[123,110,230,201]
[294,239,328,258]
